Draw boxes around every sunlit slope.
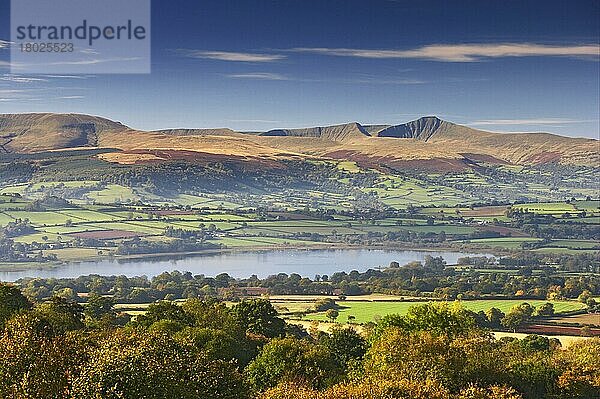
[97,125,320,165]
[402,117,599,165]
[1,113,597,168]
[0,113,126,153]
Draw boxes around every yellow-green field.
[301,299,586,324]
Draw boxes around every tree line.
[0,283,598,398]
[14,254,600,305]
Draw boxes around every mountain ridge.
[0,113,597,168]
[260,122,370,141]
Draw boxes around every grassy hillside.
[1,113,598,169]
[0,113,126,153]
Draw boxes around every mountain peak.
[375,116,451,141]
[418,115,444,124]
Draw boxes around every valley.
[0,112,598,268]
[0,112,598,352]
[2,1,599,397]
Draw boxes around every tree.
[244,337,339,392]
[520,334,551,352]
[586,298,598,311]
[365,328,502,392]
[319,326,367,368]
[536,303,554,317]
[501,314,523,333]
[376,302,477,338]
[424,255,446,271]
[0,313,83,398]
[84,293,116,321]
[182,299,244,335]
[134,300,193,328]
[578,289,592,303]
[501,303,534,332]
[71,330,247,399]
[456,384,523,399]
[325,309,339,322]
[485,307,505,329]
[232,299,285,338]
[0,283,32,327]
[175,326,250,364]
[34,297,84,333]
[260,377,451,399]
[554,338,600,398]
[314,298,337,312]
[149,319,186,334]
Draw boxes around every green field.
[549,239,599,249]
[302,299,586,324]
[463,237,541,249]
[512,202,578,215]
[2,197,597,261]
[1,174,597,262]
[85,184,139,203]
[573,200,600,212]
[463,237,599,252]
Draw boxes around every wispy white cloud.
[0,74,95,86]
[177,42,599,64]
[228,119,281,124]
[46,57,141,66]
[0,95,85,102]
[341,76,425,85]
[0,74,48,83]
[178,50,285,62]
[469,118,596,126]
[0,97,43,102]
[0,79,87,104]
[6,58,140,72]
[80,48,100,55]
[0,89,42,102]
[0,89,29,94]
[227,72,289,80]
[45,74,94,79]
[290,43,600,62]
[225,72,425,85]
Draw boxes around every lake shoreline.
[0,246,495,281]
[0,242,501,273]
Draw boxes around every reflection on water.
[0,249,492,281]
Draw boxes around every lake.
[0,249,492,281]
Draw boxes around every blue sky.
[0,0,599,138]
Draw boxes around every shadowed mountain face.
[152,128,239,137]
[0,113,598,169]
[260,122,370,141]
[376,116,446,141]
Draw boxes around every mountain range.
[0,113,598,170]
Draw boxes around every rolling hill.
[0,113,598,170]
[0,113,126,153]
